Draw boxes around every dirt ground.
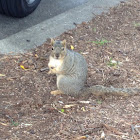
[0,0,140,139]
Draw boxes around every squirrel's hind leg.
[51,90,64,95]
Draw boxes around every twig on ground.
[102,123,128,136]
[40,67,49,72]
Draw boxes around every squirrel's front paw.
[51,90,64,95]
[48,70,52,74]
[48,66,56,74]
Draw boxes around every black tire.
[0,0,41,18]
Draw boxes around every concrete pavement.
[0,0,88,40]
[0,0,126,54]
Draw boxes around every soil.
[0,0,140,139]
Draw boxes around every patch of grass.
[134,22,140,27]
[11,120,19,127]
[107,57,120,67]
[97,100,102,104]
[91,39,111,46]
[93,28,96,33]
[60,109,65,113]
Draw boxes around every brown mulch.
[0,0,140,139]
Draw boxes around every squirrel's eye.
[62,47,64,50]
[52,47,54,50]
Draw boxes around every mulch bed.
[0,0,140,139]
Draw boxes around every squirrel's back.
[64,49,87,77]
[57,49,87,95]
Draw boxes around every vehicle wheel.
[0,0,41,18]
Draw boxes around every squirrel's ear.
[51,39,55,46]
[62,40,66,47]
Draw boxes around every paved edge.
[0,0,125,54]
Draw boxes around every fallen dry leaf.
[101,131,105,139]
[35,54,39,58]
[71,45,74,50]
[20,65,29,70]
[75,136,88,140]
[0,122,8,126]
[81,107,86,112]
[63,104,77,109]
[78,101,90,104]
[0,74,5,77]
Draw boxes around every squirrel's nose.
[55,53,59,59]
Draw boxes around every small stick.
[40,67,49,72]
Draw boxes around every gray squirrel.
[48,39,140,97]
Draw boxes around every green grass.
[91,39,111,46]
[11,120,19,127]
[93,28,97,33]
[60,109,65,113]
[107,58,120,67]
[97,100,102,104]
[134,22,140,27]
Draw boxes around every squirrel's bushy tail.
[81,85,140,97]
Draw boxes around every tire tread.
[0,0,41,18]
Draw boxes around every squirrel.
[48,39,140,97]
